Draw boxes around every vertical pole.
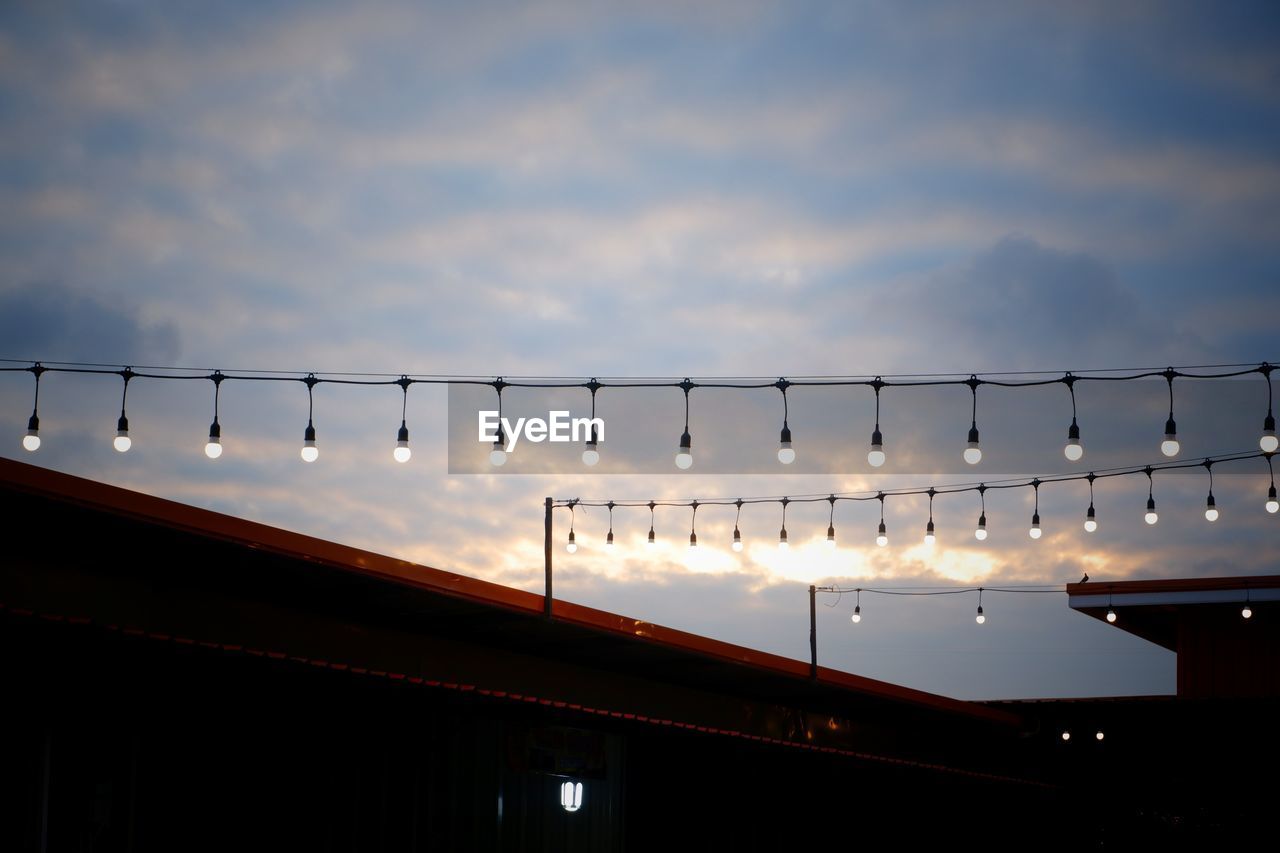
[544,497,554,618]
[809,584,818,680]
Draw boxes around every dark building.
[1,457,1275,850]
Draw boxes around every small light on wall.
[560,780,583,813]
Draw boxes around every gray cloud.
[0,283,180,364]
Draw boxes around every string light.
[566,502,577,553]
[606,502,615,546]
[975,485,988,541]
[1203,460,1218,521]
[5,359,1276,465]
[1144,467,1158,524]
[1064,373,1083,461]
[204,368,225,455]
[732,499,744,552]
[776,379,795,464]
[1161,369,1180,457]
[1267,456,1278,513]
[1261,364,1277,452]
[876,493,888,547]
[851,589,862,623]
[113,368,133,453]
[675,380,693,470]
[300,374,318,462]
[778,498,789,549]
[1029,480,1042,539]
[393,376,412,463]
[689,501,699,548]
[647,501,656,546]
[1085,473,1098,532]
[964,376,982,465]
[1106,590,1117,623]
[1242,588,1252,620]
[22,363,42,452]
[489,380,507,467]
[924,489,937,545]
[868,378,886,467]
[826,495,837,549]
[583,380,601,466]
[976,587,986,624]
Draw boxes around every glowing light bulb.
[1204,495,1218,522]
[1242,605,1253,619]
[566,531,577,553]
[1095,731,1105,741]
[1029,513,1042,539]
[924,520,936,546]
[1106,608,1117,623]
[964,426,981,465]
[582,447,600,466]
[1061,731,1071,741]
[300,423,318,462]
[114,415,131,453]
[490,428,507,466]
[777,424,794,464]
[975,606,986,625]
[778,527,788,549]
[867,428,885,468]
[826,526,836,548]
[560,780,583,813]
[1161,418,1179,457]
[975,514,987,541]
[1145,496,1158,525]
[1267,485,1279,514]
[851,605,861,624]
[876,522,888,547]
[1064,422,1083,461]
[1084,505,1097,533]
[205,438,222,459]
[394,423,411,463]
[1262,415,1277,453]
[675,430,692,469]
[23,414,40,451]
[732,527,743,552]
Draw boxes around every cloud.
[0,283,180,364]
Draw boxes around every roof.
[0,457,1018,733]
[1066,575,1280,649]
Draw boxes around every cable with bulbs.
[4,359,1277,466]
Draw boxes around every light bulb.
[1106,608,1117,623]
[851,606,861,624]
[1204,495,1218,522]
[826,525,836,548]
[777,425,794,464]
[964,425,981,465]
[582,448,600,466]
[1161,418,1179,457]
[1145,496,1158,525]
[1242,605,1253,619]
[1084,504,1097,533]
[490,428,507,466]
[867,428,885,468]
[732,527,743,552]
[689,531,697,548]
[975,514,987,541]
[1261,415,1277,452]
[976,606,986,625]
[23,414,40,451]
[1064,421,1083,461]
[876,522,887,547]
[205,439,222,459]
[300,423,318,462]
[1267,486,1279,514]
[394,423,411,463]
[1029,513,1042,539]
[566,531,577,553]
[114,415,131,453]
[778,527,788,549]
[924,520,936,546]
[1095,731,1104,741]
[606,530,614,546]
[1061,731,1071,741]
[647,528,656,546]
[675,430,692,469]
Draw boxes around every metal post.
[809,584,818,680]
[544,497,554,618]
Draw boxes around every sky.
[1,0,1278,699]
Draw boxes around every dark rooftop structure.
[1,457,1276,850]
